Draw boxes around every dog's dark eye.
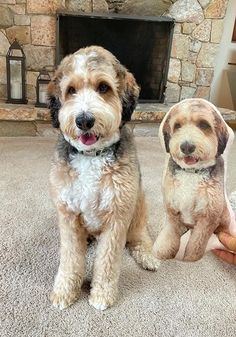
[198,120,211,130]
[98,83,110,94]
[67,86,76,95]
[174,123,181,130]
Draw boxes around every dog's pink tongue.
[184,156,198,165]
[79,134,97,145]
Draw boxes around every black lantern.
[6,39,27,104]
[35,68,51,108]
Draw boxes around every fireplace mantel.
[0,101,172,123]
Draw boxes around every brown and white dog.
[48,46,160,311]
[153,99,236,262]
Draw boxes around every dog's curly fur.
[48,46,160,311]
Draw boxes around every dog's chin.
[173,154,216,170]
[174,156,199,169]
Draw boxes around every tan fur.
[154,99,231,262]
[49,46,159,311]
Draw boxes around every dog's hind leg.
[127,189,160,271]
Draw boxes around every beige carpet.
[1,135,236,337]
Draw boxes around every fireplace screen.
[56,12,174,103]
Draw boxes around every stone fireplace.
[0,0,229,105]
[57,12,174,102]
[0,0,233,136]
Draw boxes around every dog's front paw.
[89,286,117,311]
[183,242,205,262]
[153,238,178,260]
[130,249,161,271]
[153,229,180,260]
[50,274,81,310]
[153,247,177,260]
[183,250,204,262]
[50,289,79,310]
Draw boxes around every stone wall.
[0,0,228,103]
[165,0,228,102]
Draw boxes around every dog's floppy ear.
[161,115,171,153]
[115,63,140,123]
[213,112,229,156]
[121,71,140,122]
[47,71,62,129]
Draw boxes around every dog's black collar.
[76,144,119,157]
[170,157,216,175]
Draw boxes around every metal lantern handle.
[7,39,25,58]
[37,68,51,81]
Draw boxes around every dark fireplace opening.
[56,12,174,103]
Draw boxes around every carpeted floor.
[1,135,236,337]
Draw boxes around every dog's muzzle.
[75,113,95,131]
[180,141,196,155]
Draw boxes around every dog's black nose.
[75,113,95,131]
[180,141,196,155]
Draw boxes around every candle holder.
[6,39,27,104]
[35,68,51,108]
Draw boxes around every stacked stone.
[0,0,63,102]
[0,0,102,103]
[0,0,229,104]
[165,0,228,102]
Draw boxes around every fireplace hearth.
[56,12,174,103]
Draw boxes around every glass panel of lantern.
[6,39,27,104]
[35,68,51,108]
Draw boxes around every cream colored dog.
[153,99,236,261]
[47,46,160,311]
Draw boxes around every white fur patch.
[168,170,208,225]
[60,153,114,231]
[89,298,108,311]
[73,52,98,76]
[74,54,89,75]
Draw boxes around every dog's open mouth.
[79,133,98,146]
[183,156,199,165]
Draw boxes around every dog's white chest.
[60,154,113,230]
[168,170,207,225]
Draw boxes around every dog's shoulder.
[211,156,224,180]
[116,125,136,159]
